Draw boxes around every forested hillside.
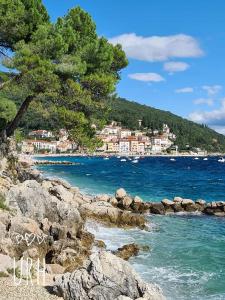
[109,98,225,152]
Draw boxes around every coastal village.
[20,121,180,155]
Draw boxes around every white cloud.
[175,87,194,93]
[164,61,189,73]
[193,98,214,106]
[128,72,165,82]
[189,99,225,126]
[109,33,203,62]
[210,126,225,135]
[202,85,222,96]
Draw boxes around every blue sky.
[46,1,225,133]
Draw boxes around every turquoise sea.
[37,156,225,300]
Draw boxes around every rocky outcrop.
[53,251,165,300]
[80,201,147,229]
[5,180,83,237]
[113,243,140,260]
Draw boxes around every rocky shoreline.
[0,141,165,300]
[1,141,225,299]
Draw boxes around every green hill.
[109,97,225,152]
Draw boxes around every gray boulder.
[5,180,83,236]
[54,251,165,300]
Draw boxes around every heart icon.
[24,233,36,247]
[36,234,47,245]
[15,234,23,245]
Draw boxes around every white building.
[120,129,132,139]
[119,140,130,153]
[137,142,145,154]
[28,140,57,153]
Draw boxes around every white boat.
[134,156,140,159]
[170,158,176,161]
[194,157,199,160]
[120,159,127,162]
[203,158,208,161]
[117,156,121,159]
[132,159,139,163]
[103,157,109,160]
[218,157,225,163]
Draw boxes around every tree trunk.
[6,95,34,137]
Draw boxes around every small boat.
[132,159,139,163]
[134,156,140,159]
[103,157,109,160]
[117,156,121,159]
[170,158,176,161]
[120,159,127,162]
[218,157,225,163]
[194,157,199,160]
[203,158,208,161]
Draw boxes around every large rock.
[115,188,127,200]
[161,199,175,213]
[54,251,165,300]
[49,184,75,204]
[119,196,133,209]
[0,215,50,259]
[149,203,165,215]
[113,243,140,260]
[80,201,146,229]
[5,180,83,237]
[181,199,194,206]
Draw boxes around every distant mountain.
[109,97,225,152]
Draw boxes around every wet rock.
[173,202,184,212]
[53,251,165,300]
[113,243,140,260]
[149,203,165,215]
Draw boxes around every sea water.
[37,156,225,299]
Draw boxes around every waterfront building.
[25,139,57,153]
[119,140,130,153]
